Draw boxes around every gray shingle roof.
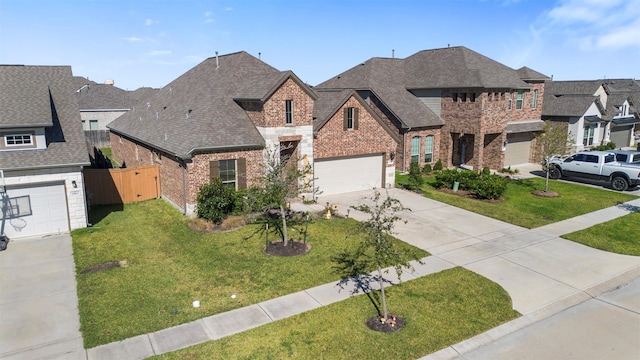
[108,51,313,159]
[316,46,544,129]
[76,83,133,110]
[72,76,97,91]
[0,65,90,170]
[544,80,601,95]
[517,66,551,81]
[542,93,598,117]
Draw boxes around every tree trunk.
[280,204,289,246]
[377,265,388,319]
[545,157,550,192]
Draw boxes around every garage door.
[2,183,69,239]
[314,154,384,196]
[504,133,534,166]
[610,125,632,148]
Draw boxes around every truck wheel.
[611,176,629,191]
[548,167,561,179]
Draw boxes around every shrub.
[592,142,616,151]
[433,159,444,171]
[482,166,491,176]
[457,170,480,191]
[433,169,459,189]
[406,162,424,190]
[422,163,432,174]
[196,178,238,224]
[475,174,508,200]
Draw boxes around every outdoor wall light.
[72,180,77,188]
[390,152,395,161]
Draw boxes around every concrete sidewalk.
[1,186,638,360]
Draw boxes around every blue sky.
[1,0,638,90]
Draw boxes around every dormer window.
[5,134,33,146]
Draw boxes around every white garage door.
[314,154,384,196]
[2,183,69,239]
[504,133,534,166]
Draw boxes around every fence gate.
[84,165,160,205]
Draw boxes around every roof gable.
[0,65,89,169]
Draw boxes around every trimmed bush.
[475,174,508,200]
[433,168,459,189]
[196,178,238,224]
[433,159,444,171]
[592,142,616,151]
[406,162,424,190]
[422,163,432,174]
[482,166,491,176]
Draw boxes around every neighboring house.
[315,46,549,172]
[0,65,90,239]
[542,79,640,152]
[108,51,401,211]
[74,78,146,148]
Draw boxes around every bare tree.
[534,120,573,192]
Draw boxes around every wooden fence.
[84,165,160,205]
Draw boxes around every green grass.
[72,200,428,348]
[152,267,519,360]
[97,147,120,167]
[397,174,636,228]
[562,212,640,255]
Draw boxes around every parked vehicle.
[611,150,640,165]
[547,151,640,191]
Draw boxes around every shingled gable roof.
[517,66,551,81]
[76,82,133,110]
[108,51,313,160]
[403,47,534,89]
[0,65,90,170]
[316,58,443,129]
[312,89,400,143]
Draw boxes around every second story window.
[343,107,359,130]
[531,89,538,109]
[508,92,513,110]
[5,134,33,146]
[516,90,523,109]
[285,100,293,124]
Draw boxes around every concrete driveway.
[0,234,85,360]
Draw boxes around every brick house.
[315,46,550,171]
[542,79,639,152]
[0,65,91,239]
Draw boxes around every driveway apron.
[319,188,640,315]
[0,235,85,360]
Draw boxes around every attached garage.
[504,132,534,166]
[2,182,69,239]
[314,154,385,196]
[610,125,632,148]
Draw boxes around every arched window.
[424,135,434,163]
[411,136,420,163]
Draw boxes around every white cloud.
[148,50,172,56]
[124,36,142,42]
[204,11,212,17]
[145,18,157,26]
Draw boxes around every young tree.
[333,190,416,321]
[534,120,573,192]
[257,143,316,246]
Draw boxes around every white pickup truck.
[547,151,640,191]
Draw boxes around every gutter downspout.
[181,161,187,215]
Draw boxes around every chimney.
[392,49,395,58]
[105,79,114,86]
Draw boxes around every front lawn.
[72,200,427,348]
[397,174,636,228]
[153,267,520,360]
[562,212,640,256]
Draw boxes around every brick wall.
[314,96,396,164]
[401,129,441,172]
[258,78,314,128]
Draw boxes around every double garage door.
[504,133,534,167]
[314,154,384,196]
[610,125,632,148]
[2,183,69,239]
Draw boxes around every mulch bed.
[438,187,506,203]
[365,315,405,332]
[531,190,560,198]
[264,240,311,256]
